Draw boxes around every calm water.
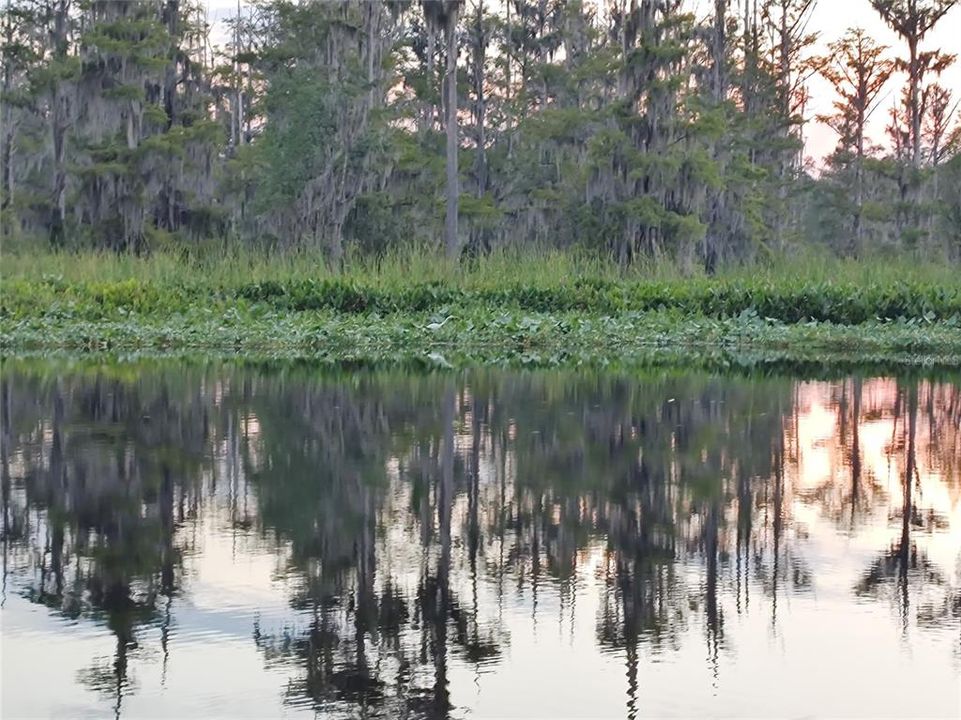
[1,361,959,719]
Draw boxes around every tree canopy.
[2,0,959,265]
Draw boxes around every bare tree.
[923,83,959,167]
[869,0,958,169]
[817,29,894,251]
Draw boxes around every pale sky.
[205,0,961,162]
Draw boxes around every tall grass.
[4,245,957,288]
[2,245,648,287]
[3,246,960,326]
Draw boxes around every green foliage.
[3,250,959,366]
[222,275,961,323]
[3,0,959,266]
[4,302,958,368]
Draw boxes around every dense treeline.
[1,0,959,267]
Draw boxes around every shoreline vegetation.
[3,249,960,368]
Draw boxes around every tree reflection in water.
[2,362,958,718]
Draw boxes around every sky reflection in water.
[2,362,959,718]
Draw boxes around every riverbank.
[3,250,960,367]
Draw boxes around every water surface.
[2,361,959,718]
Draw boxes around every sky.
[204,0,961,163]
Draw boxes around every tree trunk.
[50,0,71,247]
[704,0,728,273]
[425,25,435,132]
[236,0,244,146]
[0,116,12,213]
[0,14,14,216]
[473,1,487,198]
[505,0,513,158]
[908,34,921,170]
[444,11,459,260]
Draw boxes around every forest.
[2,0,960,267]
